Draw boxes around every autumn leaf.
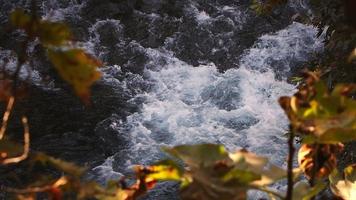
[47,49,102,104]
[298,144,344,179]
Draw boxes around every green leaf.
[162,144,230,168]
[161,144,286,200]
[222,169,261,184]
[229,150,286,186]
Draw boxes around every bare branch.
[1,116,30,164]
[4,176,68,194]
[0,96,15,139]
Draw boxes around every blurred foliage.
[0,2,355,200]
[279,72,356,145]
[48,49,102,104]
[329,164,356,200]
[250,0,287,14]
[10,8,102,103]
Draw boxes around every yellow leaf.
[146,165,182,181]
[48,49,102,104]
[303,100,318,118]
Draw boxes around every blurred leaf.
[301,111,356,144]
[48,49,102,104]
[348,48,356,62]
[292,181,326,200]
[250,0,287,14]
[280,72,356,145]
[331,84,356,97]
[330,164,356,200]
[34,153,85,177]
[146,160,184,182]
[162,144,230,168]
[222,169,260,184]
[10,9,71,46]
[37,21,71,46]
[10,9,32,30]
[229,150,286,186]
[161,144,286,200]
[298,144,343,179]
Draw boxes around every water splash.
[92,23,323,191]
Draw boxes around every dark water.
[0,0,324,199]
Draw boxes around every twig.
[1,116,30,164]
[309,143,321,200]
[0,96,15,139]
[4,176,68,194]
[286,128,295,200]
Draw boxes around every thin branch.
[0,96,15,139]
[286,128,295,200]
[4,176,68,194]
[1,116,30,164]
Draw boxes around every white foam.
[93,22,323,187]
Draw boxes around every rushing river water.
[0,0,324,199]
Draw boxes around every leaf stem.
[286,127,295,200]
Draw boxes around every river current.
[0,0,324,199]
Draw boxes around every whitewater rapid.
[92,22,323,196]
[0,1,324,199]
